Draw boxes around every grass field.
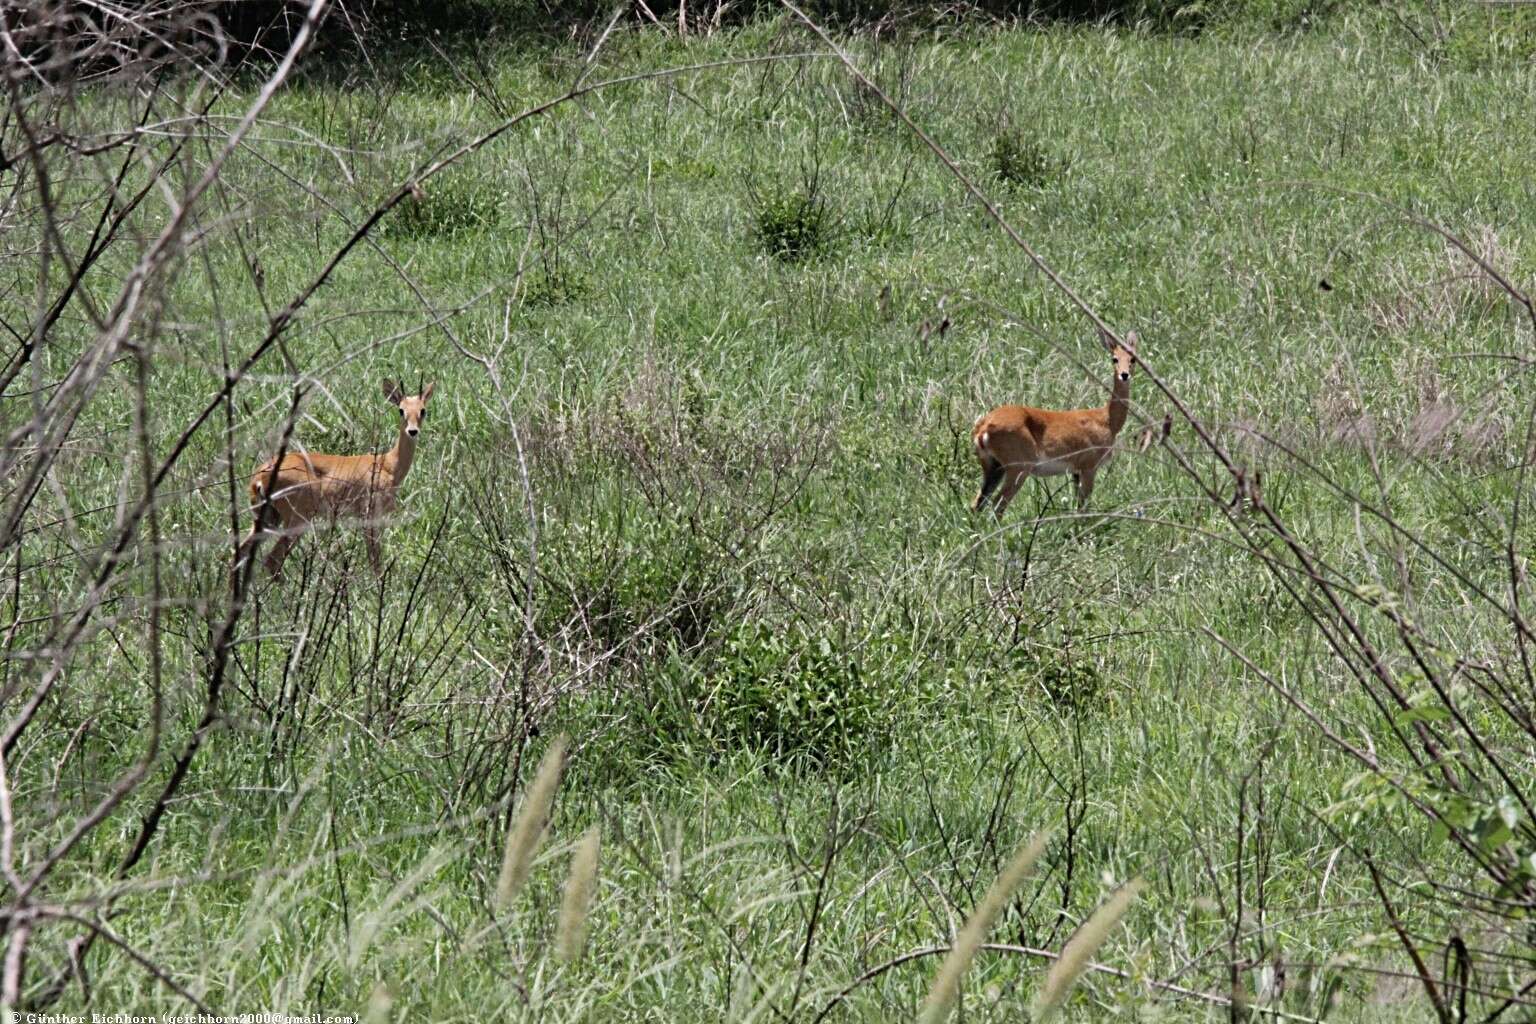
[5,2,1536,1019]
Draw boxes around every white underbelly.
[1032,459,1073,476]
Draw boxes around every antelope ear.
[382,378,403,404]
[421,382,435,402]
[1124,330,1139,352]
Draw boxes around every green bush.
[1032,646,1102,708]
[383,176,509,241]
[542,514,723,657]
[521,264,591,308]
[990,126,1064,190]
[645,621,884,769]
[751,184,837,262]
[1002,608,1106,710]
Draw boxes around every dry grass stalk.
[364,981,394,1024]
[557,825,602,963]
[919,830,1050,1024]
[495,734,569,909]
[1033,879,1144,1021]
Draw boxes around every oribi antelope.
[239,378,435,579]
[971,331,1138,518]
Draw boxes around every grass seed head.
[557,825,602,963]
[920,830,1051,1024]
[495,734,569,909]
[1033,879,1144,1021]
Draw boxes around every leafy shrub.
[750,183,837,262]
[1012,642,1104,709]
[383,176,509,241]
[991,126,1063,190]
[1002,607,1106,710]
[542,514,723,658]
[646,621,884,769]
[521,264,591,308]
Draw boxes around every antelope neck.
[1106,376,1131,434]
[384,424,417,486]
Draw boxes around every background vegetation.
[2,0,1535,1019]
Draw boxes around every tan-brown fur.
[971,332,1137,517]
[238,379,435,579]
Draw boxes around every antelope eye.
[420,410,427,421]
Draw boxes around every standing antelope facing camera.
[239,378,436,580]
[971,331,1138,518]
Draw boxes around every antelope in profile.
[239,378,435,580]
[971,331,1138,518]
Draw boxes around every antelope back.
[255,451,393,524]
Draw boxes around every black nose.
[407,427,419,436]
[1119,372,1130,380]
